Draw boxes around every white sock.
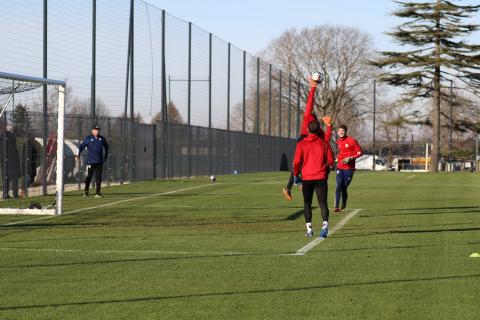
[322,221,328,229]
[306,222,312,232]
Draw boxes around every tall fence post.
[129,0,135,181]
[77,117,82,189]
[449,79,453,161]
[188,22,192,177]
[242,50,247,172]
[287,74,291,138]
[107,117,111,185]
[227,42,231,174]
[161,9,167,179]
[208,33,213,175]
[296,80,300,137]
[278,70,282,137]
[373,79,376,171]
[256,57,260,171]
[42,0,48,196]
[268,64,272,137]
[91,0,96,125]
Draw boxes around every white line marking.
[292,208,362,256]
[0,183,218,227]
[406,175,416,179]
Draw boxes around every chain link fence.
[0,0,310,198]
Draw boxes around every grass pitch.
[0,171,479,319]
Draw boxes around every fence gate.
[134,124,155,181]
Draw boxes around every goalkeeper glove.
[341,157,353,164]
[321,116,331,126]
[293,176,302,186]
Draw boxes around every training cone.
[470,253,480,258]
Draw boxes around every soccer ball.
[311,72,323,83]
[210,175,216,183]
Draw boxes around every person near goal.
[334,124,363,212]
[293,119,335,238]
[282,75,332,201]
[77,124,109,198]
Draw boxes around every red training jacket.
[293,133,335,181]
[300,85,332,142]
[336,135,363,170]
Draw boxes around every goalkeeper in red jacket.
[293,119,335,238]
[334,124,363,212]
[282,75,332,201]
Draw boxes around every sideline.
[291,208,363,256]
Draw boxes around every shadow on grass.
[0,251,276,270]
[334,226,480,239]
[361,206,480,218]
[285,209,306,221]
[1,273,479,311]
[319,240,480,253]
[398,206,480,211]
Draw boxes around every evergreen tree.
[11,103,30,137]
[372,0,480,171]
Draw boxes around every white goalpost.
[0,71,65,215]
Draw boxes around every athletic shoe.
[334,207,341,213]
[340,207,346,211]
[94,194,103,198]
[306,230,314,237]
[320,226,329,238]
[282,187,292,201]
[83,191,88,198]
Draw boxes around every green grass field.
[1,171,479,319]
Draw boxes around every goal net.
[0,72,65,215]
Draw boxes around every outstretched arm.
[321,116,332,143]
[300,79,317,136]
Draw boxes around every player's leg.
[335,170,344,212]
[301,180,315,236]
[315,180,329,222]
[341,170,354,210]
[315,180,329,238]
[84,164,94,196]
[94,164,103,197]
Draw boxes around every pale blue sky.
[148,0,480,54]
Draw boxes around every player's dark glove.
[341,157,353,164]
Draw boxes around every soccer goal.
[0,71,65,215]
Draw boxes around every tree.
[259,25,377,135]
[151,101,184,124]
[11,103,30,137]
[371,0,480,171]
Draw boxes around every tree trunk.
[431,0,441,172]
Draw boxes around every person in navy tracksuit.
[77,124,109,198]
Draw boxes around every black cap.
[92,124,101,130]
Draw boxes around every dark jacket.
[78,134,109,165]
[0,131,20,173]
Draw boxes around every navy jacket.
[78,134,109,165]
